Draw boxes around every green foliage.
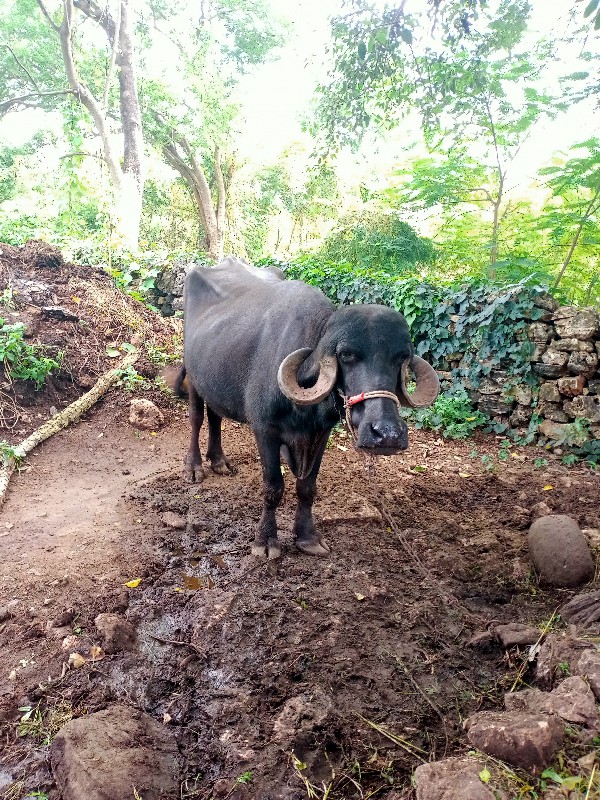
[0,317,59,388]
[317,210,436,274]
[406,387,490,439]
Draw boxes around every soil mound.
[0,240,181,440]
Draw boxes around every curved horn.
[398,356,440,408]
[277,348,338,406]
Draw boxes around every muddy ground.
[0,392,599,798]
[1,242,599,799]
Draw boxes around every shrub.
[0,318,60,388]
[405,387,490,439]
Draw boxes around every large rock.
[561,589,600,627]
[495,623,540,648]
[552,338,594,352]
[528,322,555,343]
[537,404,570,424]
[528,515,595,588]
[538,382,561,403]
[552,307,599,340]
[413,757,498,800]
[94,613,136,654]
[534,363,568,379]
[129,399,165,430]
[557,375,586,397]
[465,710,564,774]
[567,350,598,377]
[535,633,591,689]
[51,704,180,800]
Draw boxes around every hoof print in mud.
[94,613,137,654]
[51,704,180,800]
[464,710,564,775]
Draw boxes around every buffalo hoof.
[185,460,205,483]
[295,538,330,557]
[251,538,282,560]
[209,456,237,476]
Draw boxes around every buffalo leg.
[293,438,330,556]
[185,384,205,482]
[206,406,237,475]
[252,429,284,560]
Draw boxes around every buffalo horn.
[398,356,440,408]
[277,348,338,406]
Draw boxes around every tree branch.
[36,0,60,32]
[1,44,40,92]
[102,0,121,109]
[0,89,74,116]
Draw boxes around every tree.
[1,0,145,249]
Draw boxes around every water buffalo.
[177,256,439,559]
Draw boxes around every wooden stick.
[0,352,137,508]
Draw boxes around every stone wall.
[461,299,600,443]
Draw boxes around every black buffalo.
[176,256,439,559]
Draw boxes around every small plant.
[118,365,148,392]
[236,771,253,784]
[407,387,489,440]
[0,440,22,466]
[561,453,579,466]
[0,287,15,309]
[534,457,548,468]
[0,318,60,388]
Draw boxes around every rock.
[538,419,570,440]
[557,375,587,397]
[530,501,552,520]
[577,649,600,700]
[533,293,560,312]
[534,364,568,379]
[495,623,540,648]
[272,689,333,742]
[94,613,136,654]
[0,606,13,623]
[536,633,591,689]
[160,511,186,530]
[588,379,600,395]
[560,590,600,627]
[505,677,598,727]
[583,528,600,548]
[528,322,555,343]
[413,757,497,800]
[464,710,564,774]
[528,515,595,588]
[537,403,570,423]
[541,348,569,368]
[538,382,561,403]
[509,404,532,427]
[563,395,600,424]
[479,377,503,395]
[128,399,165,431]
[513,385,533,406]
[51,704,180,800]
[567,350,598,377]
[552,306,599,340]
[552,338,594,352]
[50,608,77,628]
[477,397,513,417]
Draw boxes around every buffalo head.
[277,305,439,454]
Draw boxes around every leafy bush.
[317,210,437,274]
[405,387,490,439]
[0,318,60,388]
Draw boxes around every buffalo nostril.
[370,421,394,444]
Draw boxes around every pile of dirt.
[0,240,181,440]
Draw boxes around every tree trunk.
[158,121,227,261]
[41,0,145,250]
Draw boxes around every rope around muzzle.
[338,389,401,442]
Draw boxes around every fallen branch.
[0,352,137,508]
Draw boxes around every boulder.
[512,385,533,406]
[510,405,532,427]
[538,419,570,440]
[552,307,599,340]
[552,338,594,352]
[51,704,180,800]
[541,348,569,368]
[535,633,592,689]
[464,710,564,774]
[128,399,165,430]
[561,589,600,627]
[534,363,568,379]
[537,403,570,424]
[528,515,595,588]
[557,375,587,397]
[528,322,555,343]
[413,757,498,800]
[94,613,136,654]
[533,293,560,313]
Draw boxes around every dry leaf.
[354,592,366,601]
[68,652,86,669]
[542,485,554,491]
[458,472,471,478]
[89,645,104,661]
[124,578,142,588]
[163,712,172,724]
[71,296,81,304]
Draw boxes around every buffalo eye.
[338,350,357,364]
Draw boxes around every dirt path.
[0,396,599,798]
